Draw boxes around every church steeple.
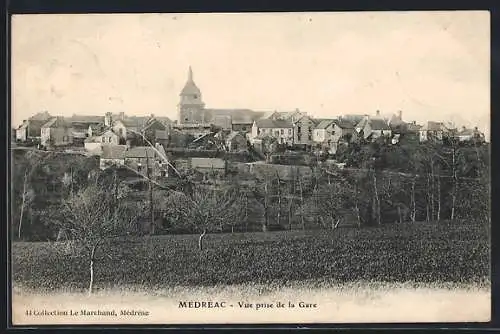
[178,66,205,124]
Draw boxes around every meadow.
[12,220,490,293]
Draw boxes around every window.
[193,94,198,99]
[308,134,312,141]
[280,129,284,135]
[297,126,302,133]
[288,129,292,135]
[242,126,247,131]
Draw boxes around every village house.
[250,119,294,145]
[312,118,355,154]
[124,144,169,178]
[40,117,74,147]
[225,131,248,152]
[419,121,456,142]
[355,111,392,141]
[15,111,52,142]
[455,126,485,143]
[312,119,336,147]
[293,115,316,148]
[99,145,128,169]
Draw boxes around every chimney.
[412,121,416,125]
[398,110,402,119]
[104,112,112,127]
[376,110,380,117]
[120,112,125,120]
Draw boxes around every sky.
[11,12,490,138]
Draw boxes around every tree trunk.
[397,206,402,224]
[88,243,98,296]
[426,173,431,222]
[430,164,435,221]
[298,176,304,230]
[437,172,441,221]
[18,170,29,240]
[263,182,269,232]
[373,171,381,225]
[198,229,207,251]
[231,226,234,233]
[451,147,457,220]
[410,177,416,222]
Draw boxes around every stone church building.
[177,67,265,131]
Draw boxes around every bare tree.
[165,185,243,250]
[57,183,138,295]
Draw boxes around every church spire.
[188,66,193,82]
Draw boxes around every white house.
[251,119,294,145]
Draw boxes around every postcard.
[10,11,490,325]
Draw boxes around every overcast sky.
[12,12,490,137]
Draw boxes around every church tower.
[178,66,206,124]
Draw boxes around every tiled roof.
[315,120,335,129]
[334,119,355,129]
[191,157,226,169]
[341,114,366,123]
[101,145,127,160]
[369,119,391,131]
[125,146,159,158]
[422,121,444,131]
[203,109,264,124]
[70,115,104,123]
[119,116,151,128]
[255,119,293,128]
[30,111,52,121]
[42,117,71,128]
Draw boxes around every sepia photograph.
[10,11,490,325]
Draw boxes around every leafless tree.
[57,183,138,295]
[165,185,244,250]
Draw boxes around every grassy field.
[11,220,490,293]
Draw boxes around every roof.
[422,121,444,131]
[341,114,366,123]
[125,145,168,160]
[42,117,71,128]
[255,119,293,128]
[154,116,173,125]
[458,128,476,136]
[125,146,159,158]
[118,116,151,129]
[406,122,422,132]
[30,111,52,121]
[369,119,391,130]
[316,120,335,129]
[334,119,355,129]
[203,108,265,124]
[226,131,245,142]
[101,145,128,160]
[70,115,104,123]
[190,157,226,169]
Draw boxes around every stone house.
[355,111,392,141]
[293,115,315,148]
[251,119,294,145]
[15,111,52,142]
[419,121,455,142]
[40,117,73,147]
